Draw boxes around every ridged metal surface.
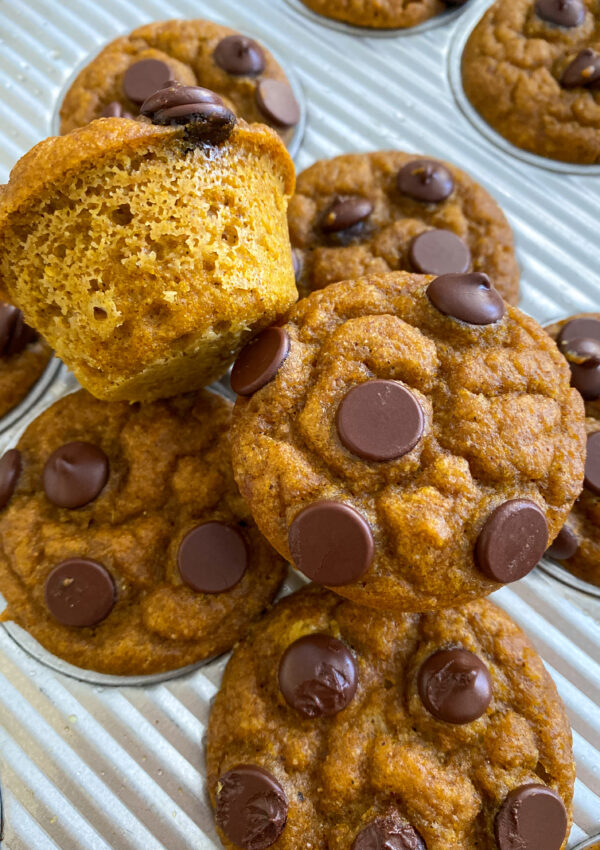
[0,0,599,847]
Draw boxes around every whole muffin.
[462,0,600,164]
[0,99,296,401]
[230,271,585,611]
[207,585,574,850]
[0,389,287,675]
[289,151,520,305]
[545,313,600,586]
[0,301,51,419]
[60,19,301,146]
[298,0,468,30]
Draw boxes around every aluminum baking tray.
[0,0,599,847]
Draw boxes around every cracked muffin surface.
[0,389,286,675]
[298,0,466,30]
[289,151,519,306]
[462,0,600,164]
[206,585,574,850]
[230,271,585,611]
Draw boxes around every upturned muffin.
[0,88,296,401]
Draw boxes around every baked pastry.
[0,93,296,401]
[230,271,585,611]
[462,0,600,164]
[60,19,300,146]
[0,301,51,419]
[288,151,519,305]
[0,389,287,675]
[298,0,469,30]
[545,313,600,586]
[207,585,574,850]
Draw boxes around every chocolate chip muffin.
[230,271,585,612]
[207,585,574,850]
[462,0,600,164]
[0,302,52,420]
[545,313,600,586]
[59,19,300,146]
[298,0,469,30]
[289,151,519,305]
[0,389,286,675]
[0,102,296,401]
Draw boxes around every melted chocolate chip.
[351,815,426,850]
[495,784,567,850]
[320,197,374,235]
[535,0,585,27]
[558,317,600,348]
[397,159,454,203]
[123,59,172,105]
[561,49,600,89]
[216,765,288,850]
[45,559,116,627]
[427,272,505,325]
[214,35,266,76]
[418,648,492,724]
[43,442,109,509]
[546,524,579,560]
[141,83,236,144]
[409,229,471,276]
[0,302,37,357]
[177,522,248,593]
[288,501,374,586]
[336,380,424,461]
[102,101,135,119]
[278,634,358,717]
[255,79,300,128]
[561,336,600,400]
[0,449,21,509]
[230,327,290,396]
[584,432,600,495]
[475,499,548,583]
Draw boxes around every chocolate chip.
[214,35,266,76]
[557,317,600,348]
[417,648,492,724]
[336,380,424,462]
[320,197,374,235]
[177,522,248,593]
[351,815,426,850]
[561,48,600,89]
[122,59,172,105]
[102,101,135,119]
[288,501,374,586]
[45,558,116,627]
[0,449,21,509]
[230,327,290,396]
[584,432,600,495]
[535,0,585,26]
[255,79,300,128]
[546,524,579,560]
[409,229,471,276]
[495,784,567,850]
[0,302,37,357]
[43,442,109,509]
[560,336,600,400]
[141,83,236,144]
[216,765,288,850]
[397,159,454,203]
[278,634,358,717]
[427,272,505,325]
[475,499,548,583]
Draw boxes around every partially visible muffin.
[0,302,51,419]
[0,389,287,675]
[0,97,296,401]
[298,0,469,30]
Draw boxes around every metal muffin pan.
[0,0,599,846]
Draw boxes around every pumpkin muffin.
[462,0,600,164]
[207,585,574,850]
[0,92,296,402]
[298,0,469,30]
[60,18,301,147]
[289,151,520,305]
[0,301,52,420]
[230,271,585,612]
[0,389,287,676]
[545,313,600,586]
